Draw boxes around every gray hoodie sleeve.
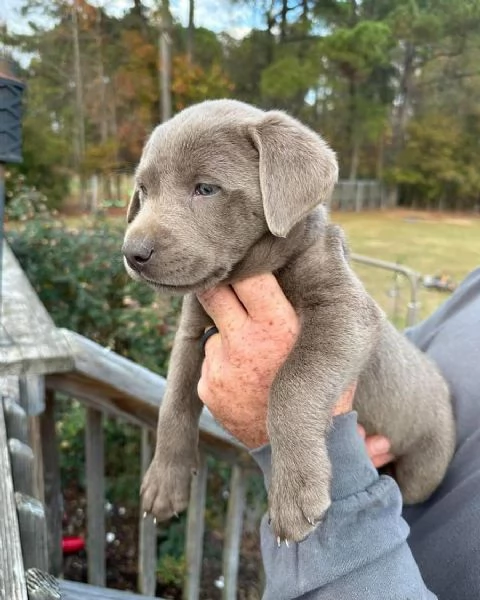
[251,412,437,599]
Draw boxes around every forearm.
[251,412,437,600]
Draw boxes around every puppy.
[123,99,455,542]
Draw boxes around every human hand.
[337,384,394,468]
[197,273,360,449]
[357,425,394,469]
[197,273,394,466]
[197,274,299,448]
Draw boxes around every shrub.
[7,212,179,375]
[7,211,180,504]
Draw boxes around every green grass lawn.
[332,210,480,326]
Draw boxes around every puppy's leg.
[141,294,209,521]
[267,355,334,543]
[267,302,381,542]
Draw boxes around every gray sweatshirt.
[251,267,480,599]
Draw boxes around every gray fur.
[122,99,456,542]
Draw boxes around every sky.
[1,0,261,39]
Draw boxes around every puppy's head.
[122,99,338,294]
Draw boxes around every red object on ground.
[62,536,85,555]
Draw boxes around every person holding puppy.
[197,268,480,600]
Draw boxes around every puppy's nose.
[122,242,154,271]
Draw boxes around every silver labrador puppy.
[122,99,455,543]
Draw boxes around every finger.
[372,453,395,469]
[365,435,391,458]
[357,424,366,440]
[197,359,210,404]
[203,327,222,359]
[197,286,247,333]
[232,274,293,322]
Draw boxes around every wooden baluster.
[15,492,49,572]
[138,428,157,596]
[222,464,247,600]
[85,407,106,586]
[183,452,208,600]
[41,390,63,576]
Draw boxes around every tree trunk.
[96,7,111,206]
[376,133,384,181]
[392,42,416,156]
[348,76,359,181]
[280,0,288,42]
[187,0,194,64]
[159,0,172,122]
[72,1,87,209]
[349,135,360,181]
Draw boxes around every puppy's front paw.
[268,469,331,543]
[141,454,197,522]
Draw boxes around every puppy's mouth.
[127,264,229,294]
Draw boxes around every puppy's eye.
[138,184,147,197]
[194,183,220,197]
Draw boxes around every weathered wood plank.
[59,579,160,600]
[48,329,243,450]
[0,374,20,398]
[41,390,63,576]
[29,415,46,505]
[0,398,28,600]
[85,407,106,587]
[4,396,28,442]
[0,243,74,376]
[19,374,46,502]
[8,438,35,496]
[183,452,208,600]
[15,492,49,572]
[138,428,157,596]
[25,568,61,600]
[222,464,247,600]
[19,375,45,416]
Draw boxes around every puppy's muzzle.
[122,241,154,272]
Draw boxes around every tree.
[5,0,480,210]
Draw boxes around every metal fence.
[331,180,394,212]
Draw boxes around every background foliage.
[3,0,480,211]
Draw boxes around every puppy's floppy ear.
[249,111,338,237]
[126,188,140,224]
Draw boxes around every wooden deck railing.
[43,329,254,599]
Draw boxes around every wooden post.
[138,428,157,596]
[19,375,45,416]
[15,492,49,572]
[0,397,28,600]
[29,416,45,504]
[4,396,28,442]
[183,452,208,600]
[85,407,106,587]
[41,390,63,576]
[8,438,35,496]
[20,375,46,504]
[222,464,247,600]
